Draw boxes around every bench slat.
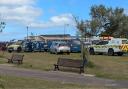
[54,57,87,73]
[7,54,24,64]
[57,58,83,68]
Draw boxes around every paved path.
[0,64,128,88]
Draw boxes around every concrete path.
[0,64,128,88]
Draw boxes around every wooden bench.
[7,54,24,64]
[54,58,88,74]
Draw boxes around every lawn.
[0,75,116,89]
[0,51,128,80]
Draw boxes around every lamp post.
[26,26,28,40]
[64,24,69,40]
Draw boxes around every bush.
[86,61,95,68]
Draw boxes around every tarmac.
[0,64,128,88]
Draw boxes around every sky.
[0,0,128,41]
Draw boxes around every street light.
[64,24,69,40]
[26,26,28,40]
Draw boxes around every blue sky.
[0,0,128,41]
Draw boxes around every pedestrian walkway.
[0,64,127,88]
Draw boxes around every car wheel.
[67,52,70,55]
[108,49,114,56]
[8,50,12,53]
[17,47,22,52]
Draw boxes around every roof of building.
[40,34,71,37]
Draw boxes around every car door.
[100,41,109,53]
[50,42,58,53]
[94,41,102,52]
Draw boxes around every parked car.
[32,41,45,52]
[70,43,81,53]
[7,41,22,53]
[22,41,33,52]
[50,42,70,54]
[89,38,128,56]
[44,41,52,52]
[69,39,81,53]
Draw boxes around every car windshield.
[59,43,68,46]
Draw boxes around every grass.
[87,55,128,80]
[0,51,128,80]
[0,75,120,89]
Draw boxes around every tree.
[89,19,101,36]
[0,20,6,57]
[90,5,128,37]
[74,17,89,60]
[0,22,5,32]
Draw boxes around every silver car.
[50,42,70,54]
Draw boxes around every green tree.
[0,22,5,32]
[89,19,101,36]
[90,5,128,37]
[0,20,6,57]
[74,17,90,60]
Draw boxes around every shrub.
[86,61,95,68]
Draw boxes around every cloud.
[51,14,73,24]
[30,13,74,28]
[0,0,42,26]
[0,6,42,23]
[0,0,74,29]
[0,0,35,6]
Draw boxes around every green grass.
[1,51,128,80]
[87,55,128,80]
[0,75,119,89]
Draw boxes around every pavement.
[0,64,128,88]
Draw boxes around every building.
[25,34,72,42]
[24,36,45,41]
[40,34,71,42]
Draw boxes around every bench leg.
[20,60,23,64]
[21,61,23,64]
[8,59,11,63]
[54,65,59,71]
[18,60,22,64]
[80,67,84,74]
[8,59,13,63]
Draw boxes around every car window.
[59,43,68,46]
[96,41,108,45]
[122,40,128,44]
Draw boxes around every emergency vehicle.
[89,38,128,56]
